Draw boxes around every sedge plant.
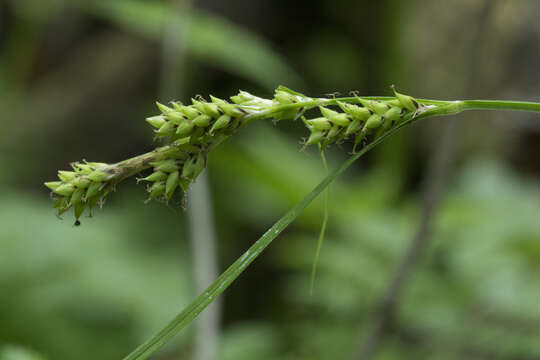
[44,85,540,359]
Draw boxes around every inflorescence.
[45,86,423,224]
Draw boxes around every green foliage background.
[1,0,540,359]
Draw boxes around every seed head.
[47,86,423,222]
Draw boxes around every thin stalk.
[461,100,540,112]
[187,171,220,360]
[310,148,329,295]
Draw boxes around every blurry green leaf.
[219,324,281,360]
[0,346,46,360]
[77,0,302,89]
[0,190,193,360]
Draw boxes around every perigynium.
[44,85,423,224]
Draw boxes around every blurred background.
[2,0,540,359]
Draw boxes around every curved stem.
[310,148,329,295]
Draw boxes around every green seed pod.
[146,115,167,129]
[319,106,339,119]
[274,90,295,104]
[210,95,227,105]
[156,121,176,136]
[353,132,367,152]
[85,181,102,199]
[73,163,93,175]
[87,170,109,182]
[171,101,183,112]
[156,101,173,114]
[54,183,76,196]
[173,136,191,147]
[372,101,389,115]
[345,118,362,135]
[326,124,341,140]
[142,171,168,182]
[165,171,180,199]
[193,114,211,127]
[193,100,220,118]
[306,130,324,145]
[359,99,388,115]
[45,181,62,192]
[203,102,221,118]
[152,159,179,173]
[210,114,231,134]
[72,177,91,188]
[307,117,332,131]
[365,114,383,129]
[58,170,77,182]
[328,113,350,127]
[182,157,196,179]
[87,185,110,214]
[229,96,242,104]
[386,99,401,107]
[176,121,194,137]
[179,178,191,192]
[74,202,86,221]
[230,90,257,105]
[220,103,245,117]
[319,106,350,127]
[392,85,419,112]
[383,106,402,123]
[338,102,371,121]
[70,188,84,205]
[87,196,99,217]
[166,111,185,124]
[179,105,200,119]
[192,153,205,179]
[149,181,166,199]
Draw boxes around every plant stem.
[310,149,329,295]
[461,100,540,112]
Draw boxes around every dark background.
[2,1,540,359]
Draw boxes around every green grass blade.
[310,148,329,295]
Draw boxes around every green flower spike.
[46,86,430,223]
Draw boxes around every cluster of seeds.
[303,86,421,151]
[45,161,113,225]
[45,86,421,224]
[45,93,265,224]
